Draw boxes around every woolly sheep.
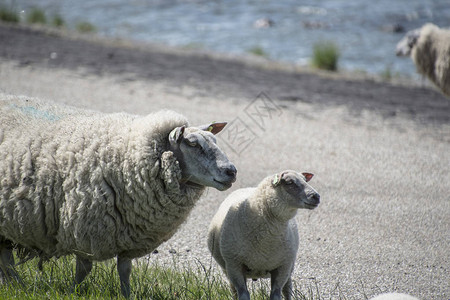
[369,293,419,300]
[207,170,320,300]
[396,23,450,97]
[0,94,237,297]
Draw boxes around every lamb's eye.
[285,179,293,185]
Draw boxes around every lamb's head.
[396,28,421,56]
[271,170,320,210]
[169,122,237,191]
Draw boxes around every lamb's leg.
[0,245,20,284]
[225,264,250,300]
[282,277,293,300]
[269,287,282,300]
[73,256,93,291]
[117,255,132,298]
[270,267,291,300]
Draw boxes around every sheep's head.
[271,170,320,210]
[396,28,421,56]
[168,122,237,191]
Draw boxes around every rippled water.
[8,0,450,77]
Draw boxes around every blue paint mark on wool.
[11,104,61,121]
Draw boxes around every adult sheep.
[369,293,419,300]
[208,170,320,300]
[0,94,237,297]
[396,23,450,97]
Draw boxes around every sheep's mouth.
[213,179,233,190]
[305,202,319,209]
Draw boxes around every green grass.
[182,42,204,50]
[76,21,96,33]
[0,6,19,23]
[248,46,268,58]
[0,255,323,299]
[380,66,392,81]
[379,65,402,81]
[1,5,65,28]
[52,14,65,28]
[26,7,47,24]
[311,41,340,71]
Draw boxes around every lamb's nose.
[225,165,237,182]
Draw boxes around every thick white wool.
[0,94,204,261]
[370,293,419,300]
[412,23,450,97]
[208,176,299,278]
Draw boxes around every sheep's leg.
[229,281,238,299]
[270,267,291,300]
[117,255,132,298]
[225,265,249,300]
[0,246,13,283]
[281,277,293,300]
[72,256,93,292]
[0,268,7,284]
[0,246,20,284]
[269,287,282,300]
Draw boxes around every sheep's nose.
[225,165,237,182]
[312,193,320,205]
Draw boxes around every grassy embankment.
[0,5,95,33]
[0,255,322,299]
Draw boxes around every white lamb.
[207,170,320,300]
[396,23,450,97]
[0,94,237,297]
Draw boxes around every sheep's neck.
[249,194,297,225]
[241,200,292,244]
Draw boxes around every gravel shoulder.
[0,23,449,299]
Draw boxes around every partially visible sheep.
[370,293,419,300]
[207,170,320,300]
[396,23,450,97]
[0,94,237,297]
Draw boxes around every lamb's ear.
[198,122,227,135]
[272,173,282,187]
[302,173,314,182]
[169,126,185,144]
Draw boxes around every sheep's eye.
[285,179,293,185]
[187,141,198,147]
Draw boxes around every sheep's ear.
[407,28,420,47]
[198,122,227,135]
[396,28,420,56]
[302,173,314,182]
[272,174,282,187]
[169,126,185,143]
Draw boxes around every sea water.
[8,0,450,78]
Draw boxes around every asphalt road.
[0,23,448,299]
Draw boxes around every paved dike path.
[1,23,449,299]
